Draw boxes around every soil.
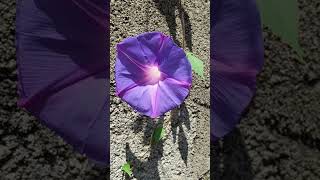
[110,0,210,179]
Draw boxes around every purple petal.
[211,0,264,139]
[16,0,109,165]
[115,32,192,118]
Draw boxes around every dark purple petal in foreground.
[16,0,109,165]
[115,32,192,118]
[211,0,264,139]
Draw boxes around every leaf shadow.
[170,103,190,166]
[211,129,253,180]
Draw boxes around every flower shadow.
[211,129,253,180]
[170,103,190,166]
[152,0,193,51]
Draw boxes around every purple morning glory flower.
[211,0,264,139]
[115,32,192,118]
[16,0,109,165]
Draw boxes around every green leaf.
[186,52,204,78]
[257,0,304,60]
[121,162,133,177]
[151,127,165,144]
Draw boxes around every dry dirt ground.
[0,0,319,180]
[110,0,210,179]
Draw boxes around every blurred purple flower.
[115,32,192,118]
[16,0,109,165]
[211,0,264,140]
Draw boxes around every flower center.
[149,66,161,79]
[145,66,161,84]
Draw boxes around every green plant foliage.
[121,162,133,177]
[186,52,204,78]
[151,127,165,144]
[257,0,304,60]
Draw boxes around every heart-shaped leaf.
[121,162,133,177]
[186,52,204,78]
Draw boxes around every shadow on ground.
[211,129,253,180]
[125,104,190,179]
[152,0,193,51]
[126,118,164,179]
[170,103,190,166]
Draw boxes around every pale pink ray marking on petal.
[157,34,166,54]
[71,0,106,28]
[214,59,259,75]
[158,41,174,66]
[116,75,152,98]
[116,71,161,98]
[166,77,191,89]
[157,80,185,107]
[150,83,159,118]
[117,47,148,72]
[136,37,150,63]
[116,82,139,98]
